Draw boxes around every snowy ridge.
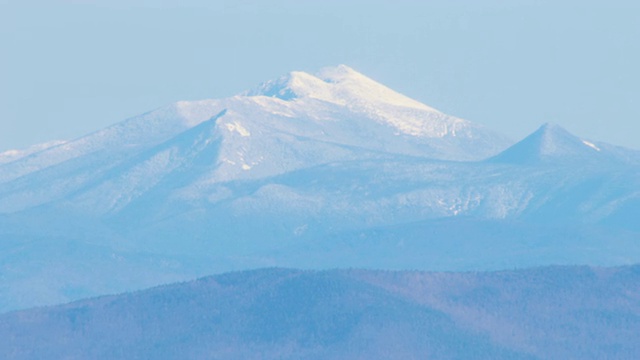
[0,140,67,164]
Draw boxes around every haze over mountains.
[2,266,639,360]
[1,65,639,312]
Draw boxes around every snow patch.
[225,122,251,137]
[582,140,601,152]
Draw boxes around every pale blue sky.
[1,0,638,151]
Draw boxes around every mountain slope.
[1,266,638,360]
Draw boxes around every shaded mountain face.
[1,65,640,313]
[1,266,638,360]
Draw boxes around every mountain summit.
[488,123,628,165]
[246,65,437,112]
[242,65,508,143]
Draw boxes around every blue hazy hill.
[1,266,638,359]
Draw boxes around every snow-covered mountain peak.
[237,65,503,142]
[244,65,438,112]
[244,71,327,101]
[315,64,437,111]
[489,123,620,165]
[534,123,601,152]
[533,122,584,154]
[315,63,358,80]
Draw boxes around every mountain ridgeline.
[1,65,640,312]
[1,266,639,360]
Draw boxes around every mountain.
[1,65,640,313]
[489,122,640,165]
[0,65,508,185]
[0,65,510,214]
[1,266,638,360]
